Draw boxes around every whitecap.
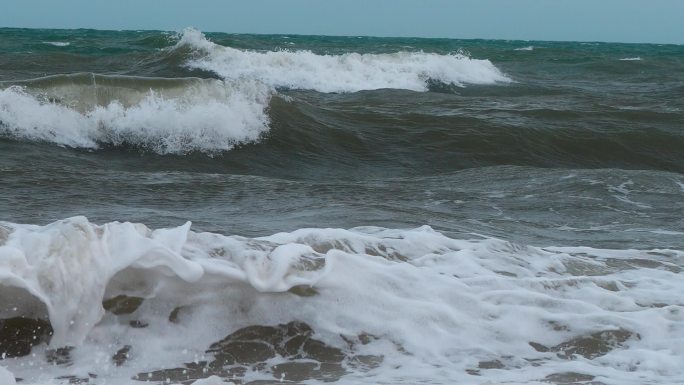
[514,45,534,51]
[42,41,70,47]
[176,28,511,93]
[0,78,271,154]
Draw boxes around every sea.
[0,28,683,385]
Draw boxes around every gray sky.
[1,0,682,44]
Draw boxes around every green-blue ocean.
[0,28,683,385]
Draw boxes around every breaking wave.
[42,41,70,47]
[0,29,512,154]
[0,74,271,154]
[176,28,511,92]
[0,217,683,384]
[514,45,534,51]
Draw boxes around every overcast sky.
[1,0,682,44]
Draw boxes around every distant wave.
[0,74,271,154]
[514,45,534,51]
[175,28,511,92]
[42,41,70,47]
[619,57,642,61]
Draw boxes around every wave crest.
[0,75,271,153]
[176,28,511,92]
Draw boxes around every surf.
[0,74,272,154]
[175,28,511,92]
[0,216,683,384]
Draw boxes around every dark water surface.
[1,28,683,247]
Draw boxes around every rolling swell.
[255,94,684,176]
[2,73,249,111]
[1,80,683,174]
[0,30,513,156]
[0,28,682,173]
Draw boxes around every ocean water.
[0,27,683,385]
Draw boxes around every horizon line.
[0,25,681,47]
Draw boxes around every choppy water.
[0,28,683,385]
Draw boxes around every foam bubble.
[177,28,511,92]
[0,79,271,154]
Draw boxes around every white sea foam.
[42,41,70,47]
[0,80,271,154]
[177,28,511,92]
[190,377,234,385]
[514,45,534,51]
[620,57,642,61]
[0,217,683,384]
[0,366,16,385]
